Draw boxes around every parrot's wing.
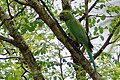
[62,11,96,71]
[66,19,89,44]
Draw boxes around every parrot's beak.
[59,13,65,21]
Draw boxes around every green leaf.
[99,0,105,3]
[54,76,57,80]
[28,24,36,32]
[109,28,113,33]
[105,26,108,29]
[48,35,54,39]
[36,20,44,27]
[99,27,104,34]
[115,9,119,14]
[93,31,97,35]
[90,17,96,27]
[40,43,47,54]
[97,19,100,23]
[100,4,105,9]
[21,24,29,34]
[94,27,98,31]
[100,35,104,41]
[101,14,106,20]
[106,10,111,15]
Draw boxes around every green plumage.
[60,10,96,71]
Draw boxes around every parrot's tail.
[87,48,97,72]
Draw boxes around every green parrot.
[60,10,96,71]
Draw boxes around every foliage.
[0,0,120,80]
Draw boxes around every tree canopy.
[0,0,120,80]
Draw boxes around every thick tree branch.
[0,35,14,44]
[40,0,62,34]
[0,6,45,80]
[94,21,120,59]
[26,0,102,79]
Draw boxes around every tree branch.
[61,0,72,10]
[40,0,62,33]
[85,0,89,33]
[109,35,120,44]
[0,56,22,60]
[59,0,102,79]
[58,49,64,80]
[0,40,11,55]
[14,0,28,6]
[26,0,103,79]
[89,14,117,18]
[0,35,14,44]
[89,0,99,13]
[0,6,26,27]
[15,5,26,18]
[94,21,120,59]
[21,59,29,80]
[6,0,14,18]
[0,19,6,27]
[0,6,45,80]
[79,0,99,22]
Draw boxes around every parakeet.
[60,10,96,71]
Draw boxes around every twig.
[91,36,99,40]
[94,21,120,59]
[109,35,120,44]
[0,35,16,55]
[89,14,116,18]
[6,0,14,18]
[21,59,29,80]
[2,47,16,55]
[14,0,28,6]
[15,5,26,17]
[0,56,22,60]
[79,0,99,22]
[0,41,11,55]
[88,0,99,13]
[0,6,26,27]
[21,71,27,80]
[0,19,6,27]
[58,49,64,80]
[85,0,89,33]
[61,0,72,10]
[62,56,71,58]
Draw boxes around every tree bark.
[0,6,44,80]
[27,0,103,79]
